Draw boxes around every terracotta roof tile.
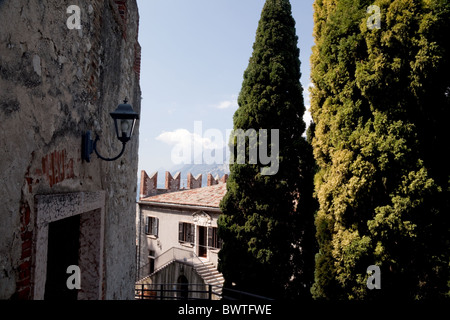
[141,183,227,208]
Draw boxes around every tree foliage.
[218,0,316,299]
[310,0,450,299]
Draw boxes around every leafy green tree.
[310,0,450,300]
[218,0,316,299]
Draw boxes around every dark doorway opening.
[44,215,80,300]
[177,275,189,300]
[198,226,207,258]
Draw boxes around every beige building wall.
[137,204,221,274]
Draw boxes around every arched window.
[177,275,189,300]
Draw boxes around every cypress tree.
[218,0,316,299]
[310,0,450,300]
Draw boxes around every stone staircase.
[194,259,224,296]
[136,248,225,299]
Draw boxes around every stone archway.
[177,274,189,300]
[33,191,105,300]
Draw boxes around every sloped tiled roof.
[140,183,227,209]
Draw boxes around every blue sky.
[136,0,315,174]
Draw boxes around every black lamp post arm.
[93,135,127,162]
[81,98,138,163]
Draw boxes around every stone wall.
[139,170,229,199]
[0,0,141,299]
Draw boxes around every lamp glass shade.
[110,99,139,143]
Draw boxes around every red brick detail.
[140,170,157,199]
[187,173,202,189]
[40,149,75,188]
[141,183,227,208]
[16,286,31,300]
[114,0,128,40]
[207,173,228,186]
[220,174,229,184]
[16,200,33,300]
[134,42,141,79]
[207,173,218,186]
[133,9,141,80]
[165,171,181,191]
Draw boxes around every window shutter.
[189,224,195,244]
[155,218,159,237]
[145,216,150,234]
[208,227,213,248]
[150,217,158,236]
[179,222,184,242]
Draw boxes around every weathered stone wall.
[0,0,141,299]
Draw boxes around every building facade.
[0,0,141,299]
[136,171,227,293]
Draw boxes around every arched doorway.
[177,275,189,300]
[193,211,212,259]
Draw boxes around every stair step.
[211,280,224,284]
[193,261,224,291]
[201,274,222,280]
[204,277,221,282]
[196,265,214,271]
[197,269,219,275]
[197,270,220,276]
[212,276,224,281]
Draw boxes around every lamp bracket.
[82,131,127,162]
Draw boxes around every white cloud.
[155,128,224,151]
[304,82,314,105]
[215,96,238,109]
[216,100,234,109]
[303,105,312,126]
[155,126,227,165]
[302,105,313,138]
[156,129,191,145]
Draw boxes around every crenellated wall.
[139,170,229,200]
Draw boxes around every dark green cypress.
[217,0,316,299]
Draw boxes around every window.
[208,227,222,249]
[148,250,155,274]
[145,216,159,236]
[178,222,195,244]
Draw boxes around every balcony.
[135,247,272,301]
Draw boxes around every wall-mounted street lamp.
[82,99,139,162]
